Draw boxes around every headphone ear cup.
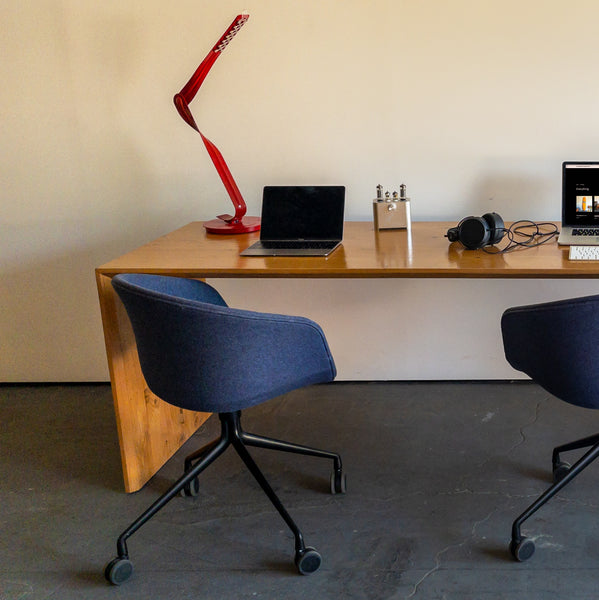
[482,212,505,245]
[446,226,459,242]
[458,216,489,249]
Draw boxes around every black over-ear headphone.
[445,212,505,249]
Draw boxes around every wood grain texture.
[97,221,596,279]
[96,272,209,492]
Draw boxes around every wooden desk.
[96,221,596,492]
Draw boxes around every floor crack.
[403,509,496,599]
[507,399,546,455]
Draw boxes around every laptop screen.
[563,162,599,226]
[260,186,345,241]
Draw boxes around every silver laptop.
[558,161,599,245]
[241,186,345,256]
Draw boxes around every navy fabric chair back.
[501,294,599,409]
[111,273,336,413]
[502,294,599,562]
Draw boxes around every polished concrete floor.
[3,381,599,599]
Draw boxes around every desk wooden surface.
[98,220,597,279]
[96,220,599,492]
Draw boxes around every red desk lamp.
[174,14,260,234]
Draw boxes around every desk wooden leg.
[96,273,210,493]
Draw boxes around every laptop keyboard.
[260,241,337,249]
[572,228,599,236]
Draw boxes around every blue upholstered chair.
[104,274,345,584]
[502,294,599,561]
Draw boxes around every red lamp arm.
[174,15,258,230]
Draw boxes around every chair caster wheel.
[180,477,200,497]
[104,557,133,585]
[295,546,322,575]
[553,461,571,483]
[510,537,535,562]
[330,470,347,494]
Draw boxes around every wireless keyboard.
[569,245,599,260]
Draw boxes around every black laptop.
[558,161,599,245]
[241,186,345,256]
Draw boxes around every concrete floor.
[2,381,599,599]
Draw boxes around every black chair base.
[105,411,345,584]
[510,432,599,561]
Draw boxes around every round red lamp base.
[204,216,261,234]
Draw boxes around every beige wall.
[3,0,599,381]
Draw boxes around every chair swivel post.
[180,411,338,574]
[225,411,333,573]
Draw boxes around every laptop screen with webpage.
[563,162,599,227]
